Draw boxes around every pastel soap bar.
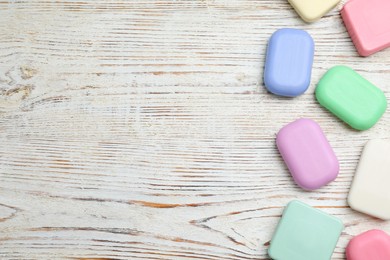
[341,0,390,56]
[346,230,390,260]
[289,0,341,23]
[348,140,390,220]
[264,29,314,97]
[346,229,390,260]
[276,118,339,190]
[316,66,387,131]
[269,200,343,260]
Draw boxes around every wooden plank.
[0,0,390,259]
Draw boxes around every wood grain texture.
[0,0,390,259]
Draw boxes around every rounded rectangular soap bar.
[269,200,343,260]
[264,28,314,97]
[289,0,341,23]
[346,230,390,260]
[341,0,390,56]
[348,140,390,220]
[276,118,339,190]
[316,66,387,131]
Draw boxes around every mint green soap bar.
[316,66,387,130]
[268,200,343,260]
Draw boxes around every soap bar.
[341,0,390,56]
[269,200,343,260]
[276,118,339,190]
[316,66,387,131]
[346,230,390,260]
[264,29,314,97]
[289,0,341,23]
[348,140,390,220]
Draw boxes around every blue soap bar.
[264,29,314,97]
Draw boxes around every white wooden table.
[1,1,389,259]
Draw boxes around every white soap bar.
[348,140,390,220]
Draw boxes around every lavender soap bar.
[264,29,314,97]
[276,118,339,190]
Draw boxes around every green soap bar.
[268,200,343,260]
[316,66,387,130]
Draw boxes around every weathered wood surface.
[0,0,389,259]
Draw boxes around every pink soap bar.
[341,0,390,56]
[346,230,390,260]
[276,118,339,190]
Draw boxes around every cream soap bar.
[288,0,341,23]
[348,140,390,220]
